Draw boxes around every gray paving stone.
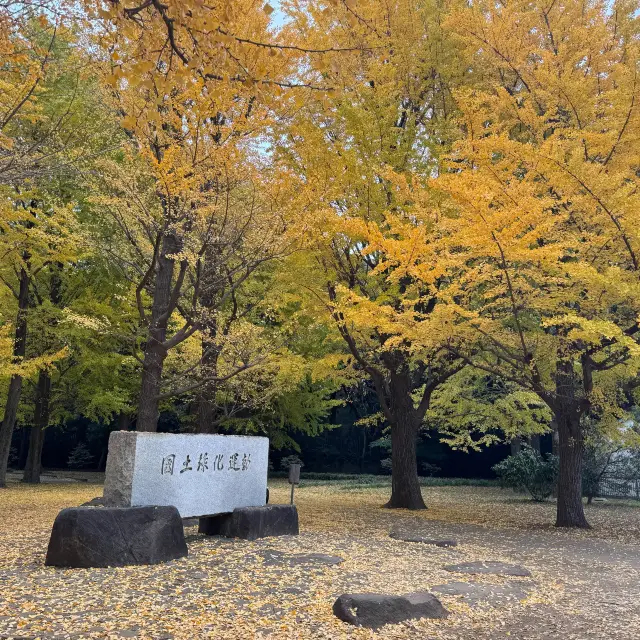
[444,561,532,577]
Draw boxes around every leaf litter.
[0,481,638,638]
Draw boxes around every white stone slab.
[103,431,269,518]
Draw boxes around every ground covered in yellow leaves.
[1,478,639,639]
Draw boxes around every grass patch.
[269,472,499,489]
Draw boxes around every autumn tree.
[0,15,116,485]
[277,0,468,509]
[0,9,64,486]
[0,188,78,486]
[0,4,90,185]
[88,128,296,430]
[188,298,346,448]
[0,9,54,184]
[384,0,640,527]
[82,0,369,434]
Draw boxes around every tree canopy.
[1,0,639,527]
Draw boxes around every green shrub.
[420,462,441,477]
[67,442,94,470]
[280,454,304,471]
[583,438,640,503]
[492,445,558,502]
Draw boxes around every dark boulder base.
[45,506,188,568]
[199,505,299,541]
[333,592,448,629]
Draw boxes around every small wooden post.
[288,463,301,504]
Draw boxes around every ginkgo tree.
[0,5,95,185]
[373,0,640,527]
[0,190,79,487]
[278,0,469,509]
[0,22,102,486]
[0,10,55,185]
[0,11,121,486]
[88,144,293,432]
[4,0,640,533]
[83,0,366,433]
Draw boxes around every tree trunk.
[510,436,522,455]
[0,377,24,487]
[529,434,541,454]
[22,424,46,484]
[137,342,167,432]
[384,372,426,509]
[195,338,220,434]
[551,418,559,456]
[196,386,219,434]
[136,231,180,432]
[0,268,30,488]
[22,263,61,483]
[22,370,51,484]
[386,416,425,509]
[555,410,590,528]
[373,368,427,510]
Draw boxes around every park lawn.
[0,480,638,639]
[293,478,640,544]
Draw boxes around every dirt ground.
[0,478,639,639]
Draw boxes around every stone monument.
[103,431,269,517]
[45,431,298,568]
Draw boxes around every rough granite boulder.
[333,592,448,629]
[45,506,188,568]
[199,505,298,540]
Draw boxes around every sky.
[269,0,289,31]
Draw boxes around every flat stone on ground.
[444,561,532,577]
[255,550,343,567]
[333,592,448,629]
[431,581,532,606]
[389,528,458,547]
